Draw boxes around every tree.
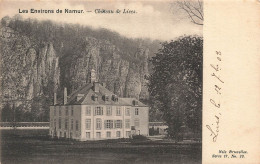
[1,103,12,122]
[173,0,203,25]
[1,16,11,27]
[148,36,202,141]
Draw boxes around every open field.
[0,129,201,164]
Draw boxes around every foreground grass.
[1,129,201,164]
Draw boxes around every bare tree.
[175,0,203,25]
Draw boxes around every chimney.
[54,92,57,105]
[90,69,97,83]
[64,87,67,104]
[93,82,99,93]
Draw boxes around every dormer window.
[92,94,98,101]
[133,100,138,106]
[112,95,118,102]
[76,94,84,101]
[103,95,109,101]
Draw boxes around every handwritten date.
[207,51,224,142]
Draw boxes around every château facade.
[49,69,149,141]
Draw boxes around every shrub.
[132,135,148,141]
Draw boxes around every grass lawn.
[0,129,201,164]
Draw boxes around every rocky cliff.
[0,16,158,119]
[69,36,149,99]
[0,26,59,97]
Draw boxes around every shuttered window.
[116,107,121,116]
[115,120,122,129]
[96,118,102,130]
[76,120,79,131]
[85,119,91,130]
[85,106,91,116]
[125,119,130,129]
[134,118,140,127]
[106,106,112,116]
[65,119,68,130]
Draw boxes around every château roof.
[67,83,129,106]
[53,82,147,107]
[120,98,147,107]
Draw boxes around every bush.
[132,135,148,141]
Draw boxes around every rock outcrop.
[0,26,60,110]
[0,18,154,116]
[68,37,150,99]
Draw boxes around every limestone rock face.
[0,27,60,110]
[0,25,151,113]
[68,37,150,99]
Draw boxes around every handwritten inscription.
[207,51,224,142]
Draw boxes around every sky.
[0,1,202,41]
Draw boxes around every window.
[133,100,138,106]
[65,108,68,116]
[125,108,130,116]
[65,119,68,130]
[58,118,61,129]
[59,131,62,137]
[125,119,130,129]
[105,95,109,101]
[59,107,61,116]
[134,118,140,127]
[71,119,73,130]
[64,132,67,138]
[85,119,91,130]
[116,131,121,138]
[76,120,79,131]
[126,131,131,137]
[95,107,103,115]
[96,132,101,138]
[106,106,112,116]
[96,118,102,130]
[116,107,121,116]
[71,109,74,116]
[85,106,91,116]
[106,131,111,138]
[54,119,56,128]
[135,108,139,115]
[112,95,118,102]
[105,120,113,129]
[93,94,98,101]
[50,119,52,128]
[115,120,122,129]
[86,132,90,139]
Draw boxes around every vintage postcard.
[0,0,259,164]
